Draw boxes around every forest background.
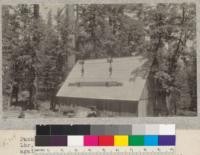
[2,3,197,116]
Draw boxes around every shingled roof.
[56,55,151,101]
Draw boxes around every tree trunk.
[66,5,76,72]
[34,4,39,18]
[32,4,40,109]
[167,6,186,115]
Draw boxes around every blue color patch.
[144,135,158,146]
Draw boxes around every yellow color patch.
[114,135,128,146]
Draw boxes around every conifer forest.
[2,3,197,118]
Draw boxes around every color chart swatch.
[35,124,175,147]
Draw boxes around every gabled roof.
[57,55,151,101]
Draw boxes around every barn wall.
[57,97,138,116]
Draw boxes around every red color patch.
[98,136,114,146]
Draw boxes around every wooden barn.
[56,56,154,117]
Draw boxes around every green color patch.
[129,135,144,146]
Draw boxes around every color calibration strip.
[35,124,175,147]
